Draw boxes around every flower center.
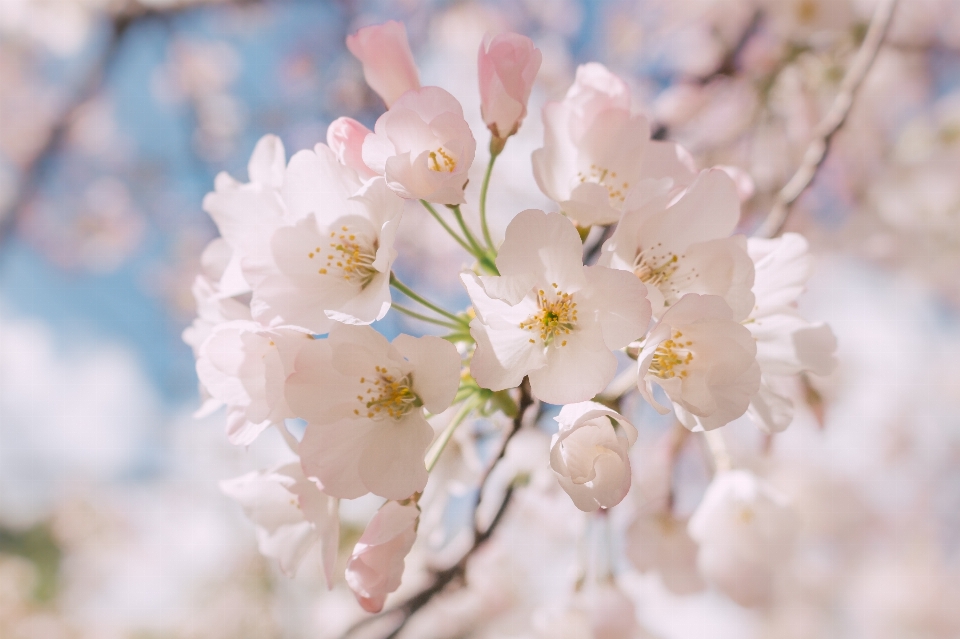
[309,225,378,286]
[353,366,421,420]
[633,246,680,287]
[577,163,629,205]
[650,331,694,380]
[519,285,578,346]
[428,147,457,173]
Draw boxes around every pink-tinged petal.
[478,32,542,138]
[793,323,838,376]
[327,117,377,179]
[748,377,795,434]
[299,419,373,499]
[476,273,538,306]
[528,328,616,405]
[391,334,461,414]
[282,145,363,221]
[638,140,697,188]
[345,501,419,613]
[496,209,587,291]
[247,134,286,189]
[392,85,465,121]
[675,236,755,321]
[581,265,650,350]
[346,21,420,107]
[358,414,433,500]
[469,317,546,392]
[651,169,740,246]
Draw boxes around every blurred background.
[2,0,960,637]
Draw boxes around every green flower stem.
[390,273,468,327]
[420,200,474,255]
[391,303,463,330]
[449,204,486,258]
[479,148,500,251]
[425,399,477,472]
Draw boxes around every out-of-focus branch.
[753,0,899,239]
[341,380,536,639]
[0,0,264,250]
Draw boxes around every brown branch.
[340,380,536,639]
[753,0,899,239]
[0,0,268,249]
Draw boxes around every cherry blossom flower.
[327,116,377,180]
[532,62,696,227]
[637,294,760,431]
[201,134,291,297]
[626,511,705,595]
[196,320,312,446]
[182,240,253,417]
[345,500,420,613]
[600,168,755,321]
[688,470,797,607]
[463,209,650,405]
[346,20,420,108]
[362,86,477,205]
[245,144,404,333]
[549,402,637,511]
[534,582,643,639]
[745,233,838,432]
[478,32,542,141]
[287,324,461,500]
[220,462,339,582]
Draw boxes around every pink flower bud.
[478,32,542,140]
[326,117,377,179]
[346,21,421,108]
[345,501,419,613]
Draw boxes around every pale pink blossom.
[532,63,696,226]
[688,470,797,607]
[345,500,419,613]
[625,512,705,595]
[637,294,760,431]
[346,21,420,108]
[478,32,542,140]
[287,324,461,500]
[745,233,837,432]
[463,209,650,405]
[549,402,637,511]
[600,168,755,321]
[362,86,477,204]
[196,321,312,445]
[245,144,404,333]
[201,134,292,297]
[327,116,377,180]
[220,462,339,582]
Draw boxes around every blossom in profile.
[744,233,838,432]
[637,294,760,431]
[345,500,420,613]
[688,470,797,606]
[532,63,696,226]
[201,134,291,297]
[600,168,755,321]
[362,86,477,204]
[346,20,420,107]
[478,32,542,141]
[549,401,637,511]
[245,144,404,333]
[327,116,377,180]
[196,321,312,445]
[463,209,650,405]
[220,462,340,583]
[287,324,461,500]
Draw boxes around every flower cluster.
[186,20,836,618]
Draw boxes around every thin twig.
[0,0,269,249]
[339,380,536,639]
[753,0,899,239]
